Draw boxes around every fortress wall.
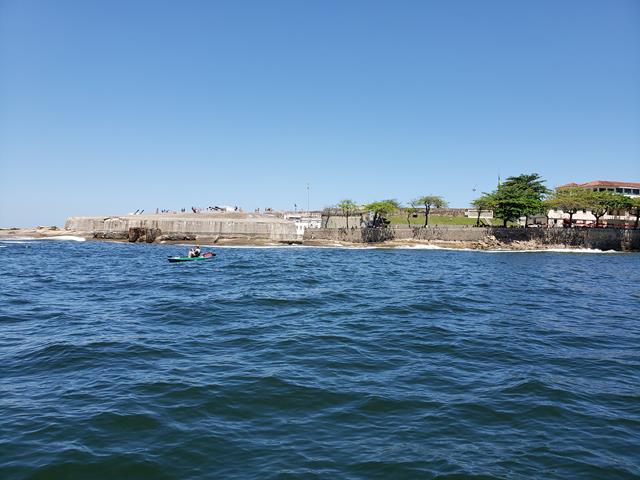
[303,226,640,251]
[65,215,298,242]
[303,226,489,243]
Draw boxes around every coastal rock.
[158,234,196,242]
[471,235,502,250]
[128,227,162,243]
[94,231,128,240]
[145,228,160,243]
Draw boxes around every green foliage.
[414,195,448,209]
[470,193,496,226]
[471,193,495,210]
[364,199,401,227]
[630,197,640,228]
[489,173,550,226]
[364,199,400,215]
[602,192,633,213]
[388,214,480,226]
[413,195,448,226]
[544,187,591,226]
[337,199,357,213]
[544,188,635,227]
[585,191,633,226]
[404,203,418,226]
[544,188,589,213]
[502,173,551,197]
[337,199,358,228]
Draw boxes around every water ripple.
[1,241,639,479]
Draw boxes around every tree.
[605,193,633,218]
[405,202,418,226]
[583,191,631,227]
[471,193,495,227]
[414,195,448,226]
[364,199,400,227]
[321,206,336,228]
[337,199,358,228]
[492,184,528,227]
[584,191,606,227]
[630,197,640,229]
[491,173,550,227]
[544,187,589,228]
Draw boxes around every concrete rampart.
[303,226,640,251]
[65,213,298,243]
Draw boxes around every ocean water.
[1,240,639,480]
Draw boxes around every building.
[546,180,639,228]
[283,212,322,238]
[557,180,640,198]
[465,208,493,220]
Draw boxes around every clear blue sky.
[1,0,639,227]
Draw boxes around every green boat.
[168,253,216,263]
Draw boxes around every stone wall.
[65,213,298,242]
[303,226,640,251]
[321,214,366,229]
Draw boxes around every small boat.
[168,252,216,263]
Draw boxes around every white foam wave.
[42,235,86,242]
[370,244,618,253]
[179,244,292,249]
[480,247,617,254]
[165,243,622,253]
[0,235,86,242]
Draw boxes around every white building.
[557,180,640,198]
[544,180,640,228]
[283,212,322,238]
[465,209,493,219]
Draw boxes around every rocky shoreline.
[303,237,593,251]
[1,226,615,251]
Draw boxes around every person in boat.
[187,245,201,258]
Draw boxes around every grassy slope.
[387,215,495,226]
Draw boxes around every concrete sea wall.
[65,214,298,243]
[303,226,640,251]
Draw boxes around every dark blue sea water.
[1,239,639,479]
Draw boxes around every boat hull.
[168,255,215,263]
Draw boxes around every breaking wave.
[0,235,86,242]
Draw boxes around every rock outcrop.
[128,227,161,243]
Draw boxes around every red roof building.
[556,180,640,197]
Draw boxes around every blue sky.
[1,0,639,226]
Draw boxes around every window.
[633,189,640,195]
